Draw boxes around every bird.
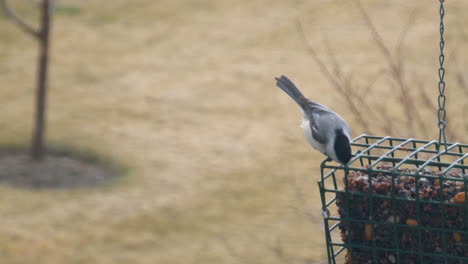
[275,75,352,164]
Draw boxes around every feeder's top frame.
[321,134,468,180]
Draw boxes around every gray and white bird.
[275,75,352,164]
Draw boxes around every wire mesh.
[319,134,468,264]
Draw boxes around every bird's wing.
[304,100,333,144]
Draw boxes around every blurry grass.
[55,4,82,16]
[0,28,21,45]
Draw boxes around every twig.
[0,0,39,38]
[246,234,295,264]
[322,32,344,81]
[396,10,417,72]
[358,69,386,98]
[357,0,417,137]
[296,19,372,133]
[290,176,321,224]
[218,235,248,264]
[455,70,468,141]
[357,0,394,69]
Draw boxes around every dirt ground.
[0,151,118,188]
[0,0,467,263]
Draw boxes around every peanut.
[453,233,462,243]
[454,192,466,204]
[406,219,418,226]
[365,224,372,240]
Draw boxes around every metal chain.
[437,0,448,152]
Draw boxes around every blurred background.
[0,0,467,263]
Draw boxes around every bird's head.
[334,129,352,164]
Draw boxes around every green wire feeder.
[318,1,468,263]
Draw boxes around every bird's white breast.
[300,114,326,154]
[300,112,342,162]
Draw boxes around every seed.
[386,215,399,223]
[454,192,466,204]
[365,224,372,240]
[406,219,418,226]
[453,233,462,243]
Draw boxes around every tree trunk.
[31,0,51,161]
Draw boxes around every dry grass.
[0,0,467,263]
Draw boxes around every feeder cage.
[319,136,468,263]
[318,1,468,263]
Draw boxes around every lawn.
[0,0,467,263]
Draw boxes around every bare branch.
[48,0,57,16]
[414,77,437,112]
[295,20,337,88]
[357,0,395,70]
[375,103,395,135]
[359,69,386,98]
[27,0,41,7]
[396,9,417,71]
[296,20,372,133]
[290,177,321,224]
[0,0,39,38]
[342,69,355,95]
[455,70,468,141]
[357,0,416,136]
[218,235,248,264]
[456,71,468,95]
[322,32,344,80]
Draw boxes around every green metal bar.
[417,143,461,172]
[326,216,468,235]
[329,222,340,232]
[324,162,468,178]
[317,180,334,264]
[325,196,338,208]
[368,138,414,169]
[325,156,467,171]
[345,159,352,262]
[388,139,400,263]
[328,242,468,261]
[351,135,468,148]
[333,246,345,258]
[325,219,335,264]
[465,173,468,260]
[323,168,467,185]
[322,188,468,209]
[414,170,423,263]
[441,153,468,174]
[364,136,372,166]
[347,136,390,165]
[352,142,463,156]
[367,163,377,262]
[393,140,439,170]
[460,145,467,174]
[440,174,448,264]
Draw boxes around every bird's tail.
[275,75,306,107]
